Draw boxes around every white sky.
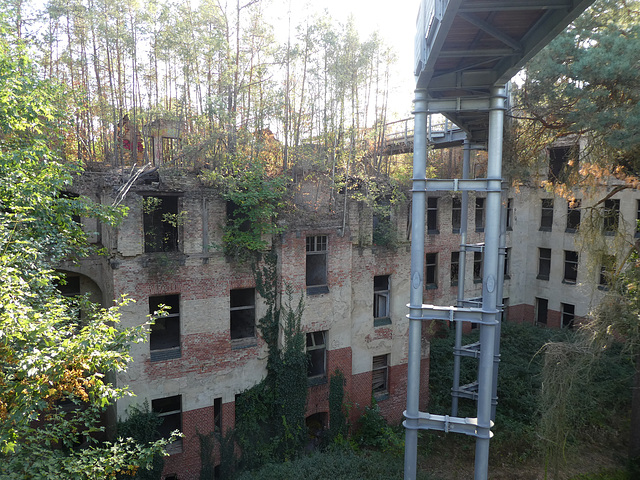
[268,0,419,118]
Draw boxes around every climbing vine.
[231,253,308,473]
[200,162,288,261]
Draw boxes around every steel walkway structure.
[404,1,596,480]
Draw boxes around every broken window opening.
[603,199,620,235]
[425,253,438,289]
[152,395,182,453]
[563,250,578,284]
[566,199,581,233]
[426,197,438,234]
[372,354,389,399]
[149,294,181,361]
[226,200,251,233]
[503,247,510,279]
[214,397,222,433]
[451,252,460,286]
[548,145,576,182]
[306,235,328,295]
[143,195,180,253]
[452,197,461,233]
[540,199,554,232]
[561,303,575,329]
[373,275,391,325]
[475,197,485,232]
[473,251,483,284]
[306,331,327,381]
[230,288,256,344]
[536,297,548,326]
[538,248,551,281]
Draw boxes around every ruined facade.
[60,140,640,478]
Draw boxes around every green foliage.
[234,256,308,472]
[517,0,640,176]
[327,369,348,443]
[0,31,166,479]
[235,447,433,480]
[116,402,165,480]
[200,162,287,261]
[353,401,404,457]
[428,323,569,454]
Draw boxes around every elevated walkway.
[414,0,595,143]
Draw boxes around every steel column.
[404,89,428,480]
[473,85,506,480]
[451,137,471,417]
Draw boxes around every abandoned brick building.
[57,126,640,479]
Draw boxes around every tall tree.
[0,21,173,478]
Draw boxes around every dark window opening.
[475,197,485,232]
[473,251,483,283]
[373,275,390,322]
[149,294,181,361]
[503,247,510,279]
[549,146,575,182]
[599,255,616,290]
[536,297,548,326]
[563,250,578,284]
[307,331,327,380]
[427,197,439,234]
[143,196,180,253]
[566,199,581,232]
[540,199,554,232]
[538,248,551,281]
[230,288,256,341]
[372,354,389,399]
[506,198,513,231]
[452,197,461,233]
[306,236,328,294]
[603,199,620,235]
[152,395,182,452]
[451,252,460,286]
[214,397,222,433]
[425,253,438,289]
[226,200,250,233]
[561,303,575,329]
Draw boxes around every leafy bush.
[235,448,432,480]
[353,401,404,457]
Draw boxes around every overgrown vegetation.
[230,255,308,473]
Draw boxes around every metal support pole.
[491,188,507,421]
[474,85,505,480]
[404,89,428,480]
[451,137,471,417]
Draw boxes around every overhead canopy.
[414,0,596,143]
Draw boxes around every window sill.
[562,280,577,285]
[427,229,440,235]
[307,285,329,296]
[425,284,438,290]
[374,317,392,327]
[536,275,549,281]
[475,228,484,233]
[374,393,389,402]
[565,228,578,234]
[598,285,609,291]
[539,227,552,232]
[307,376,328,387]
[150,347,181,362]
[473,279,482,284]
[231,337,257,350]
[165,438,183,455]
